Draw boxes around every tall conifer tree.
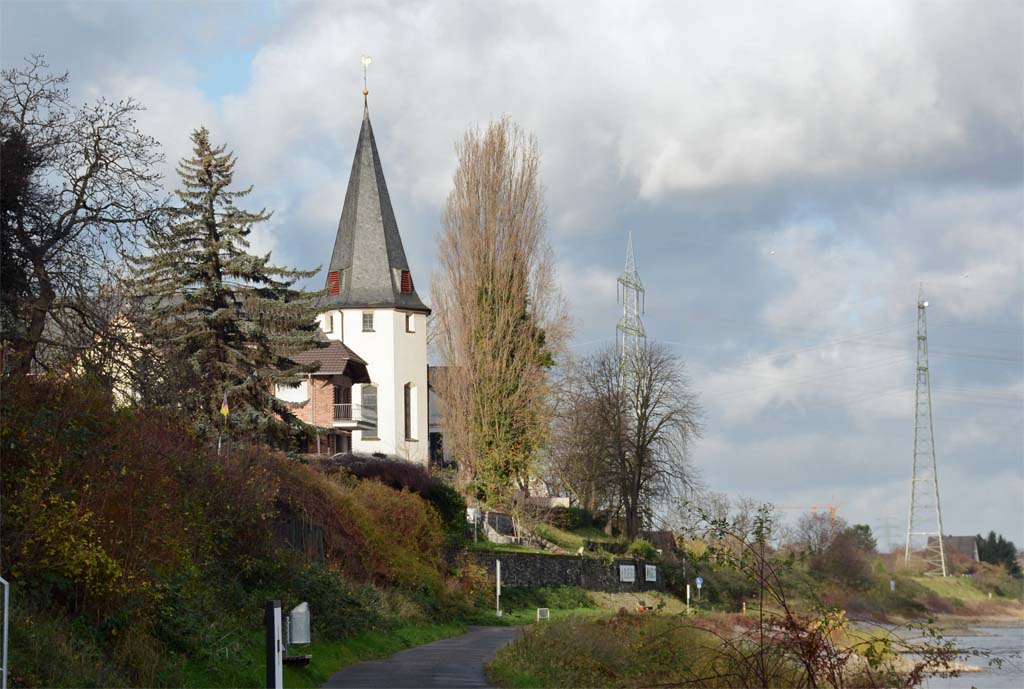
[133,127,319,440]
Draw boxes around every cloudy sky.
[4,0,1021,548]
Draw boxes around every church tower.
[316,100,430,464]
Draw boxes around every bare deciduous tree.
[573,342,703,540]
[793,510,848,553]
[431,117,568,507]
[0,56,164,376]
[545,362,614,512]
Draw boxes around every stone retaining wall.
[457,551,665,593]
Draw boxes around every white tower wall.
[316,307,428,465]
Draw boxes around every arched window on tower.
[404,382,415,441]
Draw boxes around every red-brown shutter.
[400,270,412,294]
[327,270,340,295]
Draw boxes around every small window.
[400,270,412,294]
[324,313,333,333]
[405,313,415,333]
[326,270,340,295]
[362,312,374,331]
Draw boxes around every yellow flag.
[220,390,229,417]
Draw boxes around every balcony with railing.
[332,403,377,431]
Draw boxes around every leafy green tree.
[976,531,1020,577]
[132,127,319,441]
[810,525,874,589]
[848,524,878,553]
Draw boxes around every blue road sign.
[695,576,704,587]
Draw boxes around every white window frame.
[362,311,374,332]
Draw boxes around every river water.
[922,626,1023,689]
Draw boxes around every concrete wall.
[458,551,665,593]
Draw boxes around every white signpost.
[1,576,8,689]
[496,560,502,617]
[265,600,283,689]
[686,584,691,613]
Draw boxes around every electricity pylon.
[617,231,646,362]
[904,288,947,576]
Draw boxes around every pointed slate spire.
[323,103,430,314]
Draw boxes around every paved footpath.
[322,626,522,689]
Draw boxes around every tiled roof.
[291,340,370,382]
[322,103,430,314]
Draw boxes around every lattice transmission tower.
[904,288,947,576]
[617,231,646,361]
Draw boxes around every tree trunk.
[10,278,54,376]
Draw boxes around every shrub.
[1,377,205,617]
[627,538,657,560]
[444,552,493,610]
[809,527,874,589]
[1,376,471,685]
[335,455,466,546]
[426,480,468,546]
[337,455,432,494]
[501,586,595,611]
[287,563,384,638]
[544,506,594,530]
[271,460,445,592]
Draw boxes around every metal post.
[686,584,691,614]
[1,576,8,689]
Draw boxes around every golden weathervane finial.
[360,55,372,98]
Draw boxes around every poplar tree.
[432,117,568,506]
[133,127,319,440]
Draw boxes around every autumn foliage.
[1,376,463,685]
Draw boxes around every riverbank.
[485,583,1024,689]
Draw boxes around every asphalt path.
[321,625,522,689]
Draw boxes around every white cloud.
[5,0,1021,541]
